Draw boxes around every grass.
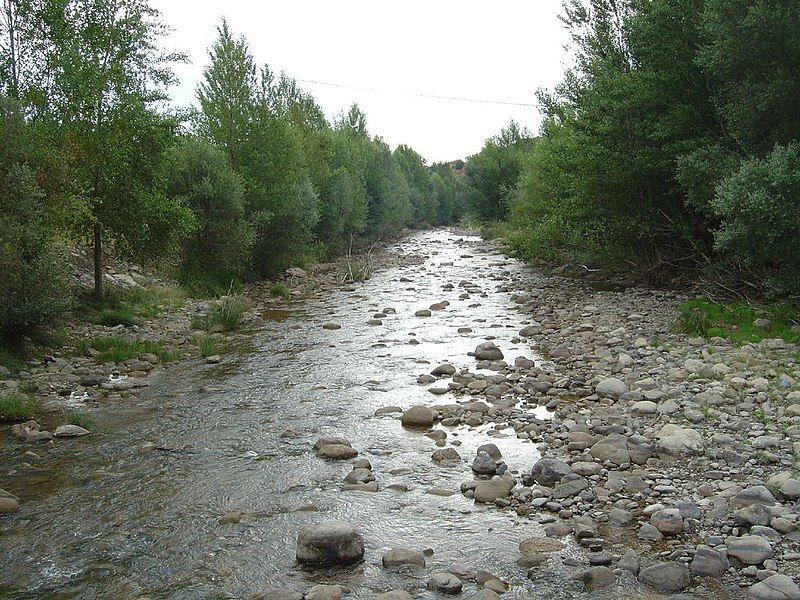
[197,335,217,358]
[90,307,137,327]
[65,410,93,430]
[77,336,179,363]
[192,295,249,333]
[77,283,186,327]
[269,283,291,299]
[675,297,800,346]
[0,393,38,422]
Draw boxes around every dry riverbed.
[1,229,800,600]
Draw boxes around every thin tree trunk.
[93,222,103,299]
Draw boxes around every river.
[1,230,652,599]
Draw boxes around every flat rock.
[749,574,800,600]
[637,562,692,593]
[382,548,426,568]
[296,521,364,565]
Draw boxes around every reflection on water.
[0,230,647,599]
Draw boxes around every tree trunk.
[93,223,103,299]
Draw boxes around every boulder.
[749,574,800,600]
[655,424,703,457]
[0,489,20,514]
[637,562,692,593]
[382,548,426,568]
[427,572,462,594]
[596,378,627,399]
[296,521,364,565]
[727,535,773,565]
[474,342,504,361]
[401,405,434,428]
[473,477,515,503]
[530,457,572,487]
[690,545,729,577]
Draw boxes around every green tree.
[166,138,253,281]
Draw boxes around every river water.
[0,230,651,599]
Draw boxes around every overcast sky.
[153,0,571,163]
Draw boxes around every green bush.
[65,411,93,430]
[193,295,249,332]
[0,393,38,422]
[712,144,800,294]
[196,335,217,357]
[269,283,291,299]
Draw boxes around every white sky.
[153,0,571,163]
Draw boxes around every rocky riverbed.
[1,229,799,599]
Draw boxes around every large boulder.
[655,424,704,457]
[749,574,800,600]
[474,342,504,361]
[727,535,773,565]
[252,588,303,600]
[313,437,357,459]
[296,521,364,565]
[427,572,462,594]
[473,477,515,503]
[401,405,434,428]
[596,377,627,399]
[531,457,572,487]
[638,562,692,593]
[690,545,730,577]
[382,548,426,568]
[589,434,630,465]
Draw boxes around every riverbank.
[1,228,799,599]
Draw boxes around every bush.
[0,163,70,341]
[65,411,93,430]
[193,295,249,332]
[0,393,38,422]
[269,283,291,299]
[712,144,800,294]
[196,335,217,357]
[166,138,254,277]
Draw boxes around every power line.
[295,78,538,108]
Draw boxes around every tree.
[394,144,436,224]
[166,138,252,279]
[39,0,190,297]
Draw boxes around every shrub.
[269,283,291,299]
[712,144,800,294]
[0,393,38,422]
[197,335,216,357]
[66,411,93,430]
[193,295,249,332]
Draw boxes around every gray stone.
[690,545,729,577]
[0,489,20,514]
[473,477,515,503]
[382,548,426,568]
[427,572,463,594]
[727,535,773,565]
[296,521,364,565]
[472,451,496,475]
[651,508,684,535]
[578,566,615,591]
[749,574,800,600]
[54,424,90,437]
[474,342,504,361]
[596,377,627,399]
[401,405,434,428]
[305,585,343,600]
[638,562,692,593]
[252,588,303,600]
[531,457,572,486]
